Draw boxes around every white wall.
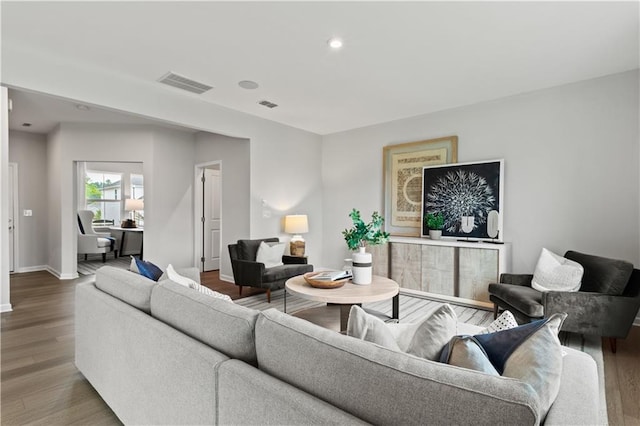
[8,130,48,271]
[148,127,197,267]
[322,71,640,273]
[195,133,250,279]
[2,42,324,285]
[0,88,11,311]
[47,123,153,277]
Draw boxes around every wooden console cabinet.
[370,237,511,308]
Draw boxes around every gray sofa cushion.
[95,266,157,314]
[255,309,539,425]
[150,280,259,365]
[217,360,368,425]
[488,283,544,318]
[565,250,633,295]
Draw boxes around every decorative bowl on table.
[303,271,350,289]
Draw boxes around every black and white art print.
[421,160,504,241]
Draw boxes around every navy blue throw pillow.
[135,258,163,281]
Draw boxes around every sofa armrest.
[231,259,265,286]
[283,255,307,265]
[543,290,640,337]
[544,347,599,425]
[499,273,534,286]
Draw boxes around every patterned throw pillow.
[134,258,163,281]
[347,304,458,361]
[189,283,233,302]
[480,310,519,334]
[532,248,583,292]
[440,313,567,420]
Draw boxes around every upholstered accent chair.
[228,238,313,302]
[488,250,640,352]
[77,210,117,262]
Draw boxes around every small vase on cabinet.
[429,230,442,240]
[352,247,372,285]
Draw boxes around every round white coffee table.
[285,274,399,332]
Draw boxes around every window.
[130,173,144,227]
[85,172,122,224]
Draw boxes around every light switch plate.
[23,210,32,217]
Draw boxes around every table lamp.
[284,214,308,257]
[124,198,144,228]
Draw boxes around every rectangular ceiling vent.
[258,100,278,109]
[158,72,213,94]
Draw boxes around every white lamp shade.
[284,215,309,234]
[125,198,144,211]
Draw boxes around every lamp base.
[121,219,137,228]
[290,237,306,257]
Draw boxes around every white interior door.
[203,168,221,271]
[8,163,15,273]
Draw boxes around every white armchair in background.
[77,210,117,262]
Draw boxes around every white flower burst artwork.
[423,160,503,239]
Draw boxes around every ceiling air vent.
[158,72,213,94]
[258,100,278,109]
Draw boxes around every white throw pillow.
[347,304,458,361]
[166,264,196,288]
[256,241,285,268]
[129,256,139,274]
[165,264,233,302]
[531,248,583,292]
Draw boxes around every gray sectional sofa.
[76,266,600,425]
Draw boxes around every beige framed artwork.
[383,136,458,236]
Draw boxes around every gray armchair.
[77,210,117,262]
[488,250,640,353]
[228,238,313,302]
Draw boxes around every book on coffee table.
[312,270,352,281]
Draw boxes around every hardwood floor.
[604,326,640,425]
[2,270,639,425]
[1,272,121,425]
[200,270,268,301]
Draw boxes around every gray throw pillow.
[440,313,567,420]
[347,304,458,361]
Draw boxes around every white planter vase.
[352,246,372,285]
[429,229,442,240]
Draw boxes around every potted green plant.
[342,209,390,285]
[425,212,444,240]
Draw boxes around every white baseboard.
[15,265,47,273]
[0,303,13,313]
[45,266,78,280]
[634,315,640,327]
[220,274,234,283]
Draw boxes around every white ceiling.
[7,89,196,134]
[2,1,639,135]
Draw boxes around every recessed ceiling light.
[76,104,90,111]
[328,38,343,49]
[238,80,259,90]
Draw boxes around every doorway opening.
[195,162,221,272]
